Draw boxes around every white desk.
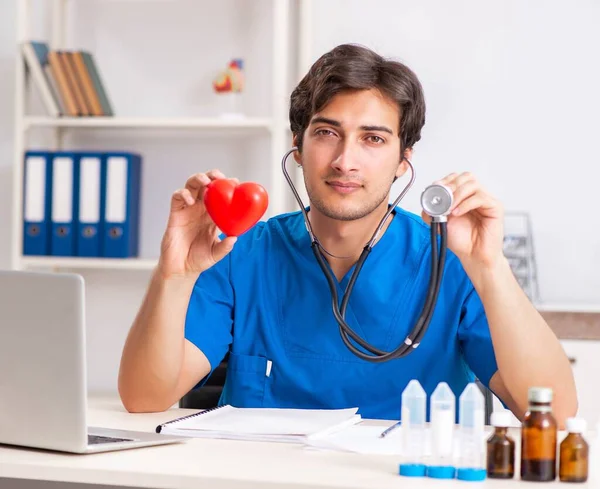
[0,396,596,489]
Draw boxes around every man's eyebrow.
[309,117,395,135]
[310,116,394,136]
[359,125,394,135]
[309,116,341,127]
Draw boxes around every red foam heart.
[203,179,269,236]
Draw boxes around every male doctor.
[118,44,577,425]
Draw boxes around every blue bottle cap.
[399,463,426,477]
[427,465,456,479]
[457,468,487,481]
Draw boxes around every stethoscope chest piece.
[421,184,453,221]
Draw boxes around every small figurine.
[213,58,245,94]
[213,58,245,118]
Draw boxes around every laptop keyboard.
[88,434,135,445]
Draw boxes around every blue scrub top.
[184,207,499,420]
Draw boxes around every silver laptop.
[0,270,187,453]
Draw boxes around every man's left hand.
[421,172,504,270]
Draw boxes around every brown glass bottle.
[486,411,515,478]
[520,387,557,482]
[559,417,588,483]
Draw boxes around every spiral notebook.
[155,405,361,443]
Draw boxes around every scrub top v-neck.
[184,207,498,420]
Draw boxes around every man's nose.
[331,140,359,173]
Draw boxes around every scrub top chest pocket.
[222,352,271,408]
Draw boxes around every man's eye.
[316,129,336,137]
[367,135,385,144]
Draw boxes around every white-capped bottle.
[559,417,588,483]
[457,383,486,481]
[486,410,515,479]
[399,380,427,477]
[428,382,456,479]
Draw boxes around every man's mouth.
[326,181,362,194]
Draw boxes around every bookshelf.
[24,116,274,130]
[11,0,313,272]
[20,256,157,271]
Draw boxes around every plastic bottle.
[486,410,515,479]
[399,380,427,477]
[427,382,456,479]
[559,417,588,483]
[520,386,557,481]
[456,383,486,481]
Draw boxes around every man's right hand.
[158,170,238,279]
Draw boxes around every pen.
[379,420,401,438]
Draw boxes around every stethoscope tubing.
[282,147,448,362]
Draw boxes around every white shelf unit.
[11,0,310,272]
[23,116,275,130]
[20,256,157,271]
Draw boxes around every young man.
[118,44,577,425]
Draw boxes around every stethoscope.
[281,147,454,363]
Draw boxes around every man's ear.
[395,148,413,178]
[292,134,302,165]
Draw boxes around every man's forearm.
[118,269,197,412]
[464,256,578,426]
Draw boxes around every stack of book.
[21,40,114,117]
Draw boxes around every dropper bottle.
[559,417,589,483]
[486,410,515,479]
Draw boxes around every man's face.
[297,89,406,221]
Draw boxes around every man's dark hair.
[289,43,426,154]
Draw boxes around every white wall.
[310,0,600,305]
[0,0,599,394]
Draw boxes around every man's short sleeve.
[184,255,234,377]
[457,284,499,388]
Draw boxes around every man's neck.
[308,202,392,266]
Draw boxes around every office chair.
[476,379,494,425]
[179,354,228,409]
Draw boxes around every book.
[80,51,114,116]
[20,41,61,117]
[71,51,104,116]
[60,51,90,116]
[156,405,361,443]
[48,51,79,116]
